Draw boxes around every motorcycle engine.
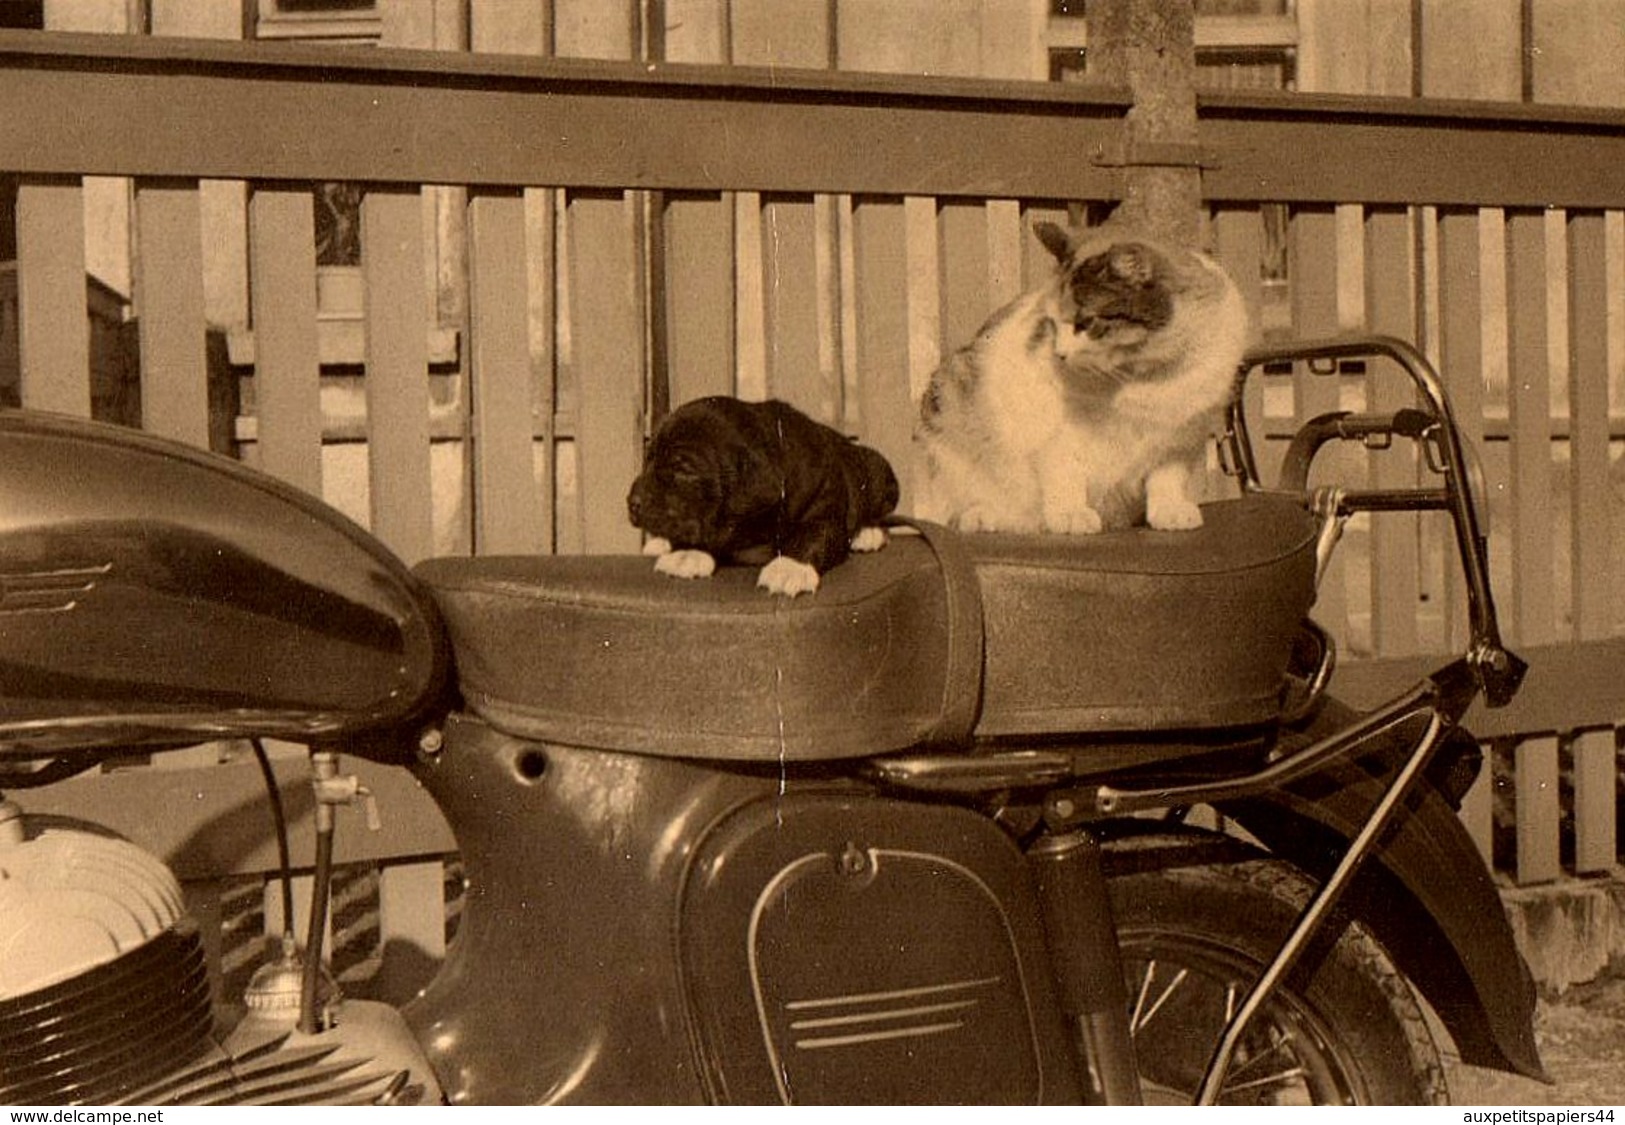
[0,799,435,1106]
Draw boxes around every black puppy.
[626,396,899,597]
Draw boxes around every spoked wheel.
[1109,856,1448,1105]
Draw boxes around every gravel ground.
[1448,975,1625,1107]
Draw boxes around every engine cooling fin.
[112,1033,409,1107]
[0,923,405,1106]
[0,926,214,1105]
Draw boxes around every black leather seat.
[415,494,1318,761]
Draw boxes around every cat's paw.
[850,526,888,553]
[952,505,1021,533]
[1043,505,1104,535]
[654,548,716,579]
[1147,498,1204,531]
[641,536,673,558]
[758,555,820,597]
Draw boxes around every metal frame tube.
[1195,707,1449,1103]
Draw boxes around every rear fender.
[1217,700,1546,1082]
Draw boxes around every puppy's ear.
[1034,221,1074,266]
[854,446,900,517]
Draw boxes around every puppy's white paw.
[641,536,672,558]
[654,549,716,579]
[758,555,820,597]
[850,526,888,553]
[1147,499,1204,531]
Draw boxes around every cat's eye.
[1077,316,1110,340]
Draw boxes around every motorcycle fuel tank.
[0,410,450,759]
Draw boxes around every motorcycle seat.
[414,493,1318,761]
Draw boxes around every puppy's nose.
[627,484,644,521]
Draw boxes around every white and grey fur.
[914,221,1251,534]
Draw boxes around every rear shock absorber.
[1028,829,1142,1105]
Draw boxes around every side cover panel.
[679,794,1082,1104]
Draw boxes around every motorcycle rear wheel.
[1109,857,1448,1105]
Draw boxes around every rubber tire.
[1109,856,1449,1105]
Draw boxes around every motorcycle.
[0,334,1546,1105]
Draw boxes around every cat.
[626,396,899,597]
[914,220,1250,534]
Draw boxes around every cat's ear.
[1108,243,1157,285]
[1034,221,1074,265]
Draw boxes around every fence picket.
[567,190,644,553]
[938,201,991,364]
[761,195,829,419]
[15,177,90,417]
[362,187,435,564]
[1288,206,1350,638]
[852,198,915,504]
[815,196,843,422]
[1506,211,1559,644]
[1565,211,1616,874]
[1288,208,1343,401]
[904,196,942,408]
[1435,208,1499,862]
[247,186,323,496]
[468,190,547,556]
[664,193,735,406]
[1435,209,1486,650]
[1565,213,1613,642]
[134,179,210,447]
[1019,204,1071,288]
[1365,207,1421,658]
[1505,208,1561,885]
[734,193,768,402]
[528,188,559,554]
[1214,207,1273,490]
[986,200,1024,311]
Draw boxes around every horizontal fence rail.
[0,31,1132,197]
[3,30,1624,986]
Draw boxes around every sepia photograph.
[1,0,1623,1109]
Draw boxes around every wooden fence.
[5,30,1625,994]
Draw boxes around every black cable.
[299,824,334,1036]
[251,738,296,940]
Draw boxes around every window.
[1047,0,1297,91]
[252,2,380,265]
[0,1,42,30]
[254,0,380,44]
